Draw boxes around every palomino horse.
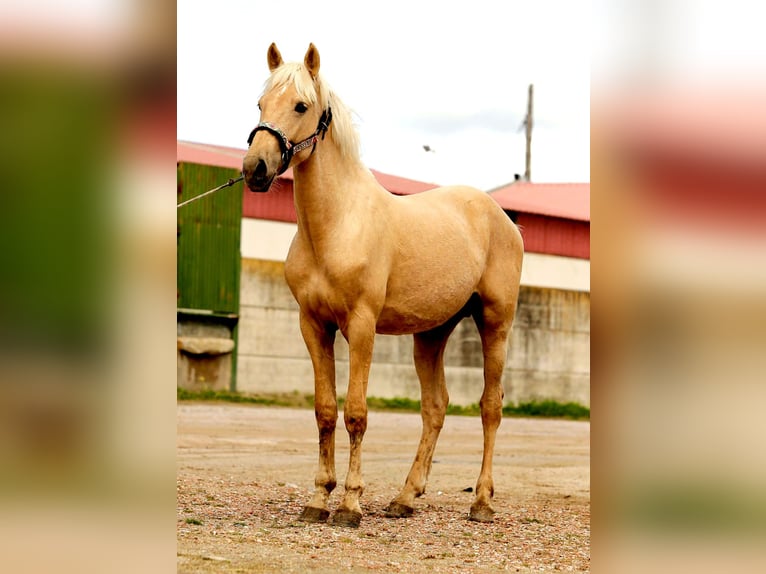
[243,43,523,528]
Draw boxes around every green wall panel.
[177,162,242,313]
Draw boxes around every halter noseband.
[246,107,333,175]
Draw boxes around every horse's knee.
[479,390,503,426]
[431,415,446,432]
[315,403,338,434]
[423,404,447,432]
[480,382,504,404]
[343,403,368,435]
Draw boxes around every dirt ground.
[177,403,590,573]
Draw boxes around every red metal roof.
[369,169,438,195]
[177,140,437,196]
[488,182,590,222]
[179,141,590,259]
[177,141,246,171]
[178,141,590,224]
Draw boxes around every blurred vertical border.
[0,1,177,572]
[592,1,766,572]
[3,1,766,572]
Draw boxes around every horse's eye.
[294,102,308,113]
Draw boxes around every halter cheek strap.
[246,107,333,175]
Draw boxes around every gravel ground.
[177,403,590,573]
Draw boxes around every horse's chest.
[286,253,372,321]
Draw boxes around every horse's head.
[243,43,330,192]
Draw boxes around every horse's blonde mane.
[264,62,361,162]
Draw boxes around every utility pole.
[524,83,533,182]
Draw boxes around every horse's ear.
[267,43,283,71]
[304,43,320,78]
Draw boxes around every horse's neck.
[292,140,384,247]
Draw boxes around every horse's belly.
[375,292,472,335]
[375,250,482,334]
[375,313,453,335]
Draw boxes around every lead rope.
[176,175,244,208]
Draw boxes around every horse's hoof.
[332,508,362,528]
[299,506,330,523]
[468,504,495,523]
[384,501,414,518]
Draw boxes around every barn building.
[177,140,590,407]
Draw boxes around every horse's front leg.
[333,310,376,528]
[298,312,338,523]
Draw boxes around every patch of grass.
[364,396,421,412]
[503,400,589,420]
[177,388,314,408]
[178,388,588,420]
[446,403,480,416]
[185,518,202,525]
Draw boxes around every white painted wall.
[241,218,296,262]
[241,218,590,293]
[521,253,590,292]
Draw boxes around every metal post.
[525,84,533,182]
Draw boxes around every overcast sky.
[177,1,591,190]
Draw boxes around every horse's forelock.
[265,63,321,106]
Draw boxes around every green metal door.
[177,162,242,313]
[177,162,243,390]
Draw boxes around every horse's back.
[393,184,522,257]
[374,185,522,334]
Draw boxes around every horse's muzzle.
[243,157,274,193]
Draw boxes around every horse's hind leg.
[298,312,338,523]
[385,317,460,518]
[470,299,515,523]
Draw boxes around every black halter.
[246,107,333,175]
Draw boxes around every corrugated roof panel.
[489,182,590,222]
[177,141,245,171]
[369,169,438,195]
[517,213,590,259]
[178,141,591,222]
[242,177,296,223]
[178,140,440,194]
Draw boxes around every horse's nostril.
[254,159,267,178]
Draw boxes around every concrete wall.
[177,314,237,392]
[236,258,590,407]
